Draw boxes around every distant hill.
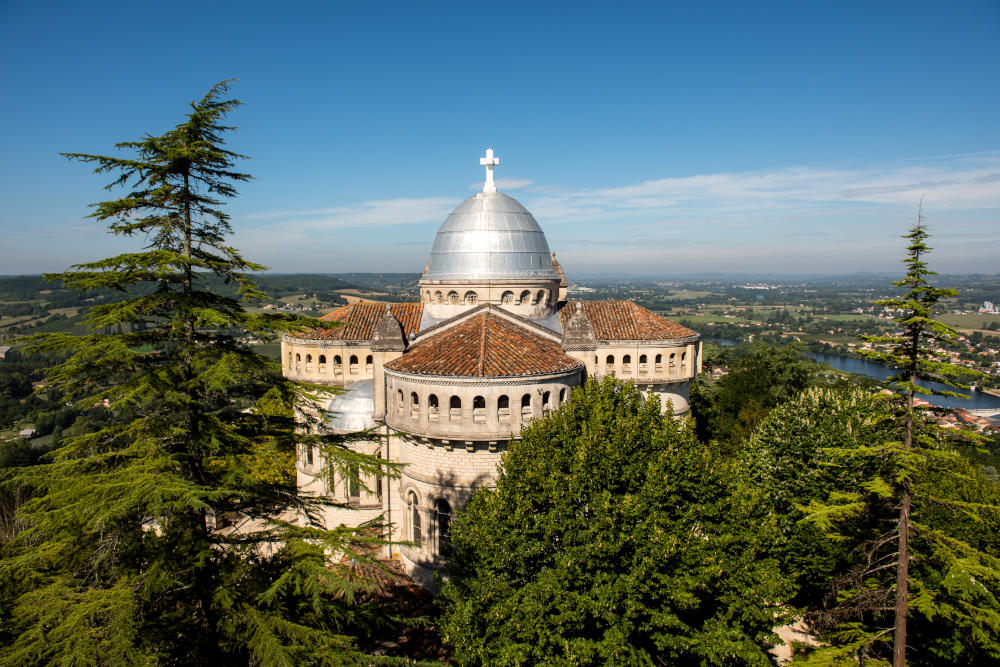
[0,274,358,307]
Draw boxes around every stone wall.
[419,278,561,320]
[383,368,582,440]
[282,336,374,385]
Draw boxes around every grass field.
[814,313,875,322]
[665,313,758,325]
[667,290,715,300]
[940,313,1000,329]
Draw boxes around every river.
[703,337,1000,411]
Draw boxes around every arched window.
[408,491,421,544]
[606,354,614,365]
[501,290,514,304]
[536,290,547,305]
[622,354,632,371]
[349,355,359,374]
[428,394,439,420]
[319,354,327,365]
[435,499,452,555]
[334,355,342,365]
[519,290,531,304]
[450,396,462,421]
[639,354,647,364]
[397,389,404,414]
[410,392,419,419]
[348,464,360,502]
[464,291,478,305]
[594,355,599,365]
[521,393,532,420]
[497,394,510,422]
[473,395,486,423]
[681,352,687,361]
[295,353,301,362]
[366,354,373,365]
[334,354,343,375]
[287,351,292,365]
[655,353,663,364]
[669,353,676,365]
[521,394,532,408]
[542,391,551,412]
[559,388,567,403]
[306,354,313,364]
[306,445,313,466]
[434,291,443,304]
[448,291,459,304]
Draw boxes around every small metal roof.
[423,192,559,281]
[325,380,376,433]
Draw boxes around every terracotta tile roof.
[560,301,697,341]
[386,311,583,377]
[303,302,424,341]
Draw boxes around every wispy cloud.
[245,196,459,231]
[523,153,1000,222]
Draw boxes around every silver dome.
[423,192,558,281]
[325,380,376,433]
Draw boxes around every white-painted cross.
[480,148,499,193]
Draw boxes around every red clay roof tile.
[305,302,424,341]
[386,311,583,377]
[560,301,697,341]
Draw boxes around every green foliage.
[745,386,1000,665]
[691,342,819,455]
[0,82,395,664]
[741,387,898,608]
[440,376,791,666]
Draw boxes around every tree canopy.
[440,376,791,666]
[690,341,818,455]
[0,82,393,665]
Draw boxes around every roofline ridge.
[481,304,563,342]
[409,303,491,342]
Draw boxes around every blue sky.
[1,0,998,276]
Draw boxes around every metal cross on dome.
[480,148,499,193]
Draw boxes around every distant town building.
[0,346,11,359]
[980,300,998,314]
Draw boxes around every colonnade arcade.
[383,370,582,440]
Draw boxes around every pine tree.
[0,82,392,664]
[799,206,1000,665]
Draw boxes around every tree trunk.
[893,389,913,667]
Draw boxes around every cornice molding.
[595,334,701,346]
[384,367,582,387]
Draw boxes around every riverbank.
[810,352,1000,410]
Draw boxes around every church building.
[281,150,701,586]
